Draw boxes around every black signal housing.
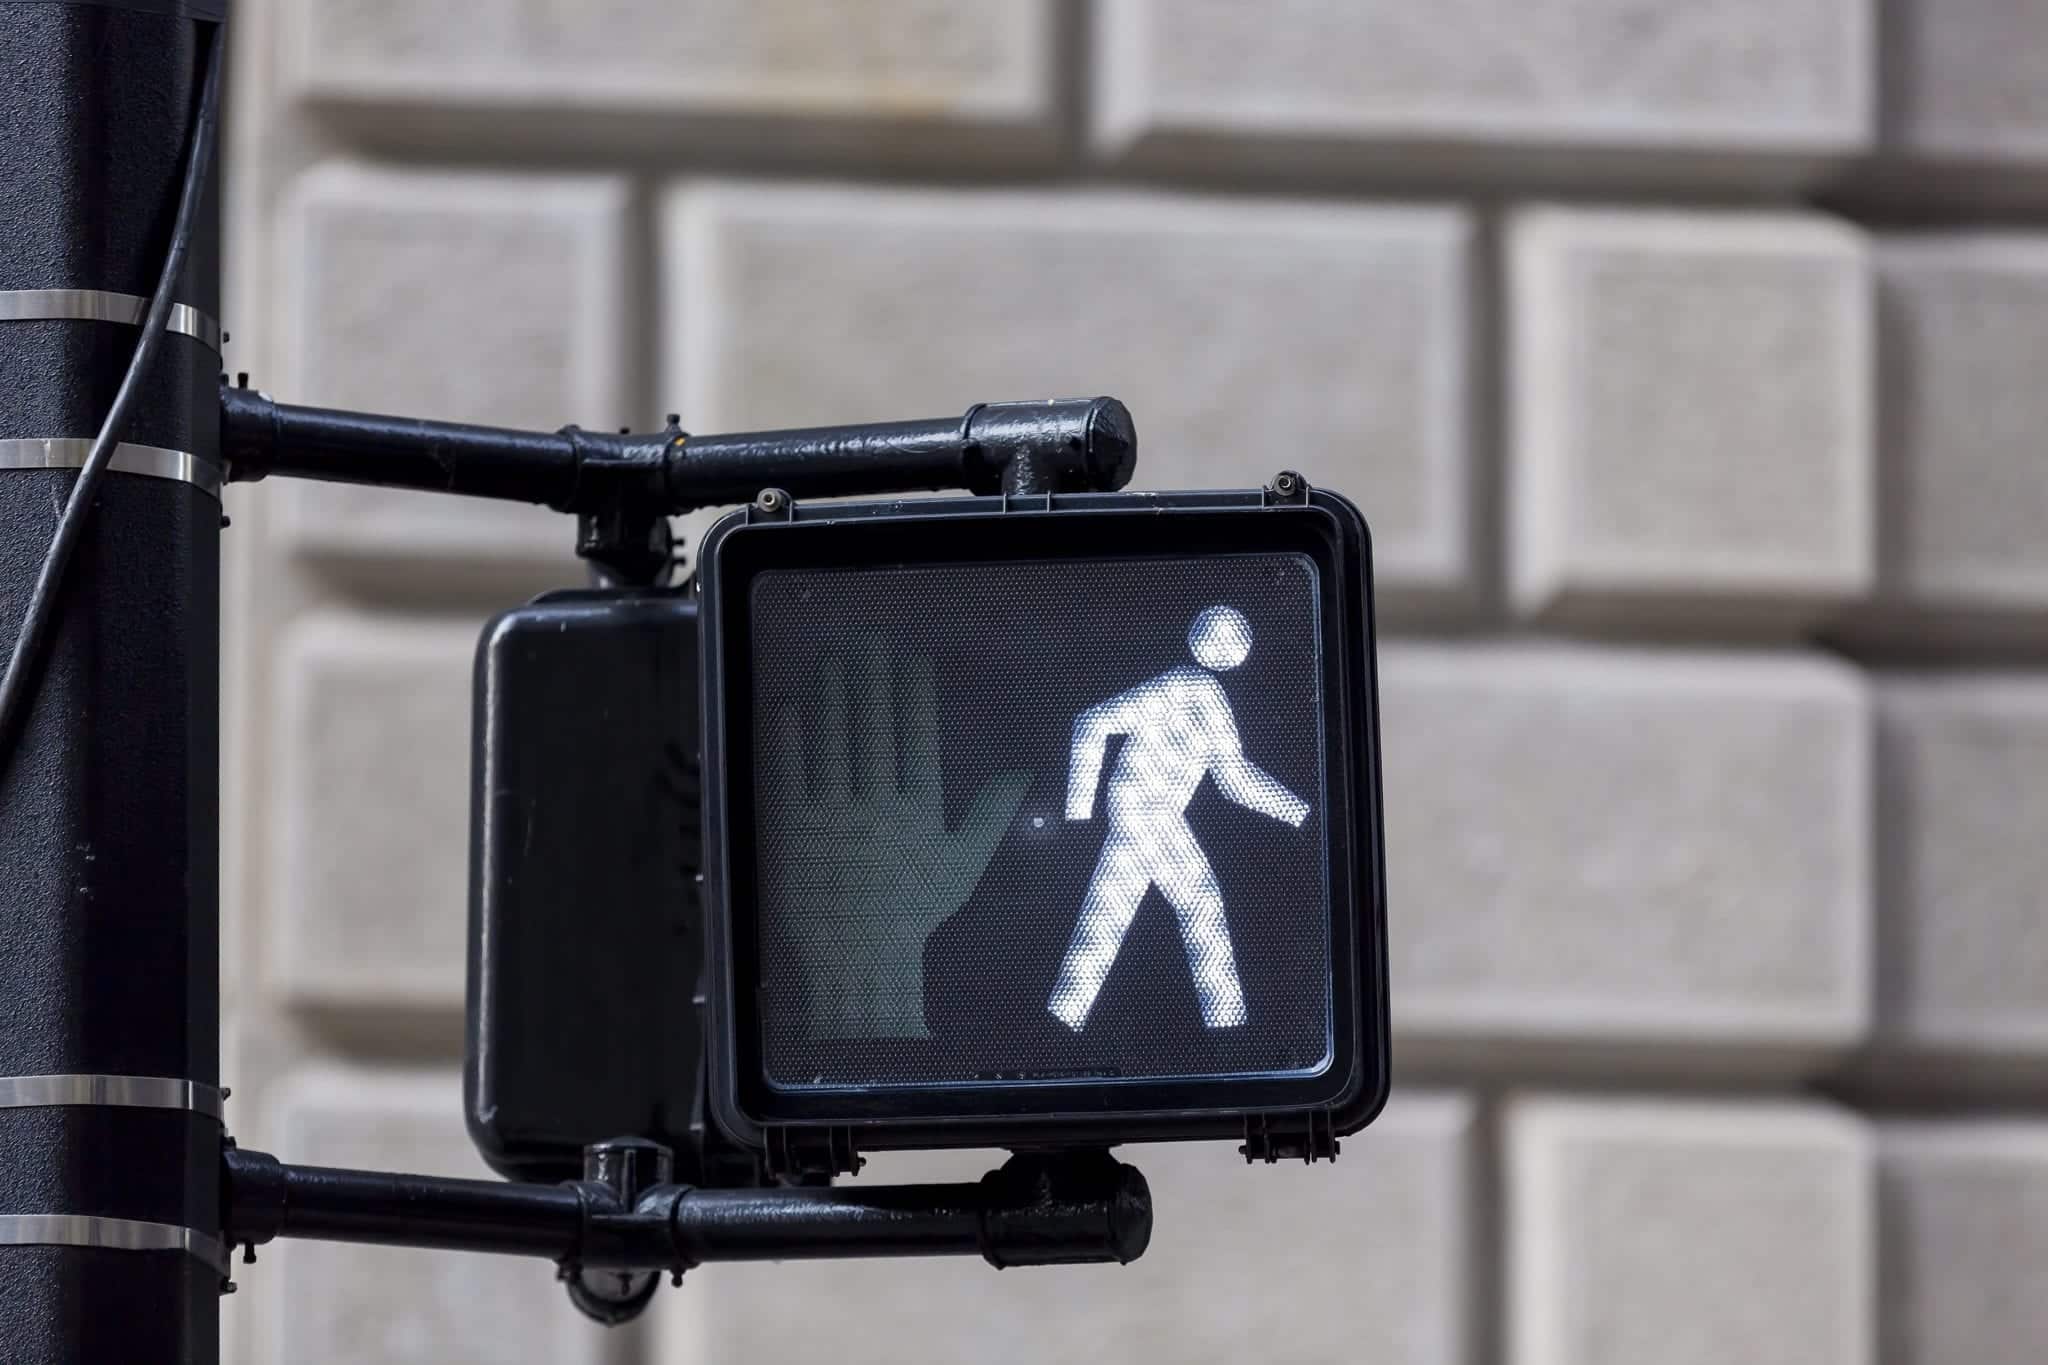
[697,484,1389,1170]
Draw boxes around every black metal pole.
[0,5,225,1363]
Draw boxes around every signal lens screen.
[745,553,1332,1093]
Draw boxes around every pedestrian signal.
[1049,602,1310,1035]
[698,484,1388,1161]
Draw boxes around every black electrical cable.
[0,21,224,772]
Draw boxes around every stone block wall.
[217,3,2048,1361]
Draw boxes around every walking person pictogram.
[1048,605,1309,1032]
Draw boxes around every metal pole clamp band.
[0,439,224,499]
[0,1215,230,1277]
[0,288,223,353]
[0,1073,225,1121]
[0,1078,231,1273]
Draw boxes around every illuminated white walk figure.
[1048,605,1309,1032]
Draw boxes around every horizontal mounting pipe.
[219,384,1135,511]
[222,1147,1149,1272]
[669,399,1136,503]
[222,1149,584,1259]
[218,384,602,506]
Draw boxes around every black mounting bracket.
[1240,1109,1340,1164]
[222,1143,1150,1325]
[210,381,1152,1322]
[219,381,1137,585]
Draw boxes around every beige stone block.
[1383,643,1870,1074]
[1509,1095,1872,1365]
[268,612,475,1012]
[272,164,627,581]
[671,183,1476,616]
[1510,206,1872,633]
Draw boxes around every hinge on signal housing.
[1240,1109,1339,1164]
[745,487,794,523]
[765,1125,863,1180]
[1262,469,1311,506]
